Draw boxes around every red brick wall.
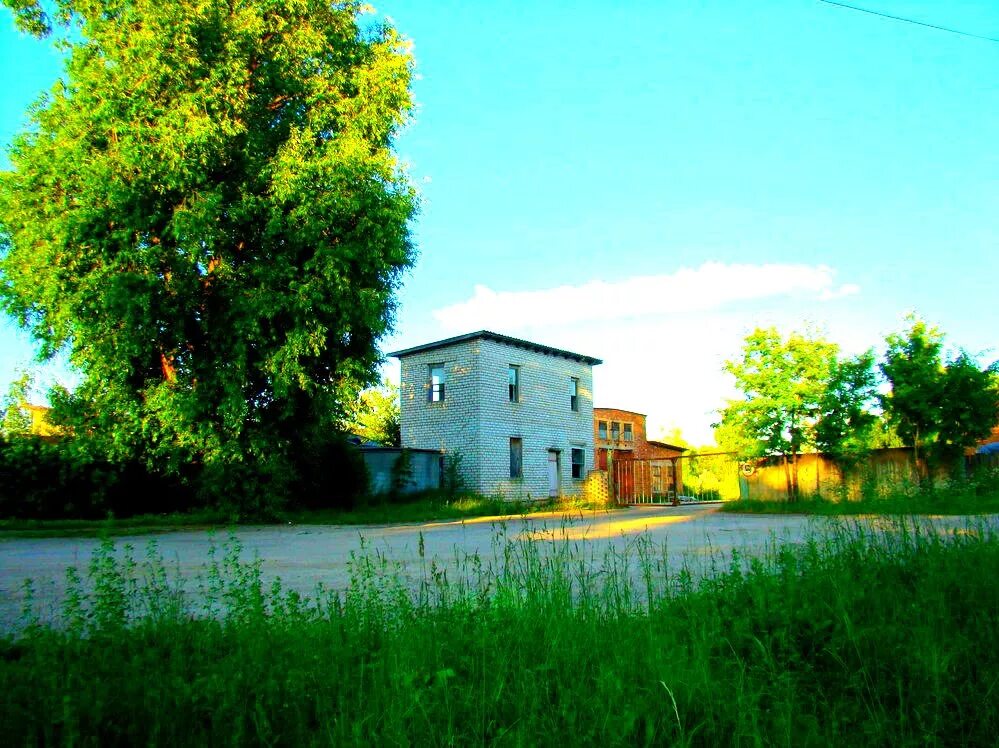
[593,408,684,461]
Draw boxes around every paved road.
[1,505,992,632]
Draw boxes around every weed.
[1,520,998,745]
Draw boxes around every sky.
[1,0,997,443]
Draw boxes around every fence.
[611,448,999,505]
[612,452,742,505]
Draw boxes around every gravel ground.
[1,504,993,633]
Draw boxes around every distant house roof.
[387,330,603,366]
[647,440,688,452]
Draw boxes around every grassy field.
[723,479,999,516]
[0,494,610,538]
[2,519,997,745]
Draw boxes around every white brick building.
[389,331,602,500]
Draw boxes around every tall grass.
[2,520,998,745]
[726,470,999,516]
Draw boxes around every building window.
[510,438,523,479]
[623,423,633,442]
[571,448,584,479]
[429,364,445,402]
[598,420,608,440]
[570,377,579,411]
[611,422,620,441]
[508,365,520,402]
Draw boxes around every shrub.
[0,436,194,520]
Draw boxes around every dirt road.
[1,504,990,632]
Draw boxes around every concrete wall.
[361,448,442,496]
[399,336,595,499]
[399,338,483,489]
[743,448,922,501]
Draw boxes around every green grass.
[0,494,616,538]
[723,480,999,516]
[2,519,998,745]
[0,509,231,538]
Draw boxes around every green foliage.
[3,524,999,744]
[346,379,401,446]
[725,470,999,515]
[936,352,999,461]
[0,0,417,513]
[880,318,946,461]
[718,327,838,499]
[720,327,838,459]
[881,318,999,466]
[0,372,32,436]
[440,450,465,499]
[0,435,194,519]
[814,350,878,461]
[0,429,367,520]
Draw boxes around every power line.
[818,0,999,43]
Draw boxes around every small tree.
[346,380,401,446]
[814,350,878,463]
[880,319,945,467]
[0,373,33,437]
[881,319,999,473]
[936,352,999,465]
[719,327,838,500]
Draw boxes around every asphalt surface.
[1,504,993,632]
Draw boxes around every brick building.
[594,408,686,497]
[390,331,601,500]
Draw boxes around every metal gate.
[612,452,742,505]
[612,458,678,505]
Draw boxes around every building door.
[547,450,560,498]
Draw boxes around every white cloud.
[819,283,861,301]
[433,262,858,331]
[417,261,878,445]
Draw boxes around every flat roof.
[387,330,602,366]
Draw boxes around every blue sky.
[2,1,997,442]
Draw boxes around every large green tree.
[0,0,417,506]
[718,327,838,500]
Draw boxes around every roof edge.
[594,407,647,417]
[387,330,602,365]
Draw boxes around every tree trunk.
[913,426,923,484]
[790,451,800,502]
[783,454,794,502]
[160,351,177,383]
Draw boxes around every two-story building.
[594,408,686,498]
[389,331,601,500]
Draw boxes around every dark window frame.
[570,377,580,412]
[510,437,523,479]
[508,365,520,403]
[428,364,445,402]
[571,448,585,479]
